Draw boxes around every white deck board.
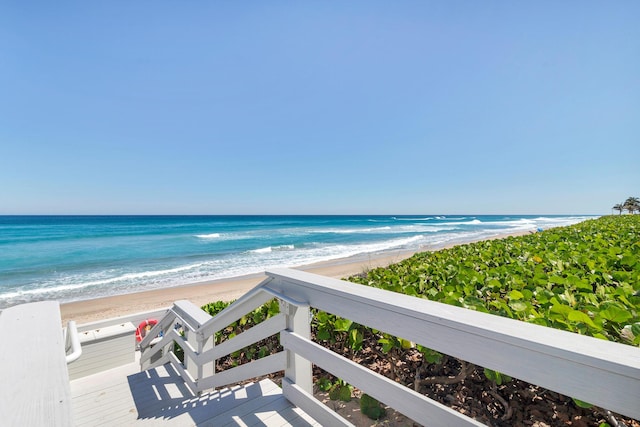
[70,352,320,426]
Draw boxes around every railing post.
[198,332,214,386]
[185,328,198,381]
[185,328,214,391]
[281,300,313,394]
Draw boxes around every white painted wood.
[140,328,185,366]
[168,300,212,386]
[65,320,82,363]
[197,352,286,392]
[76,308,167,333]
[70,353,314,427]
[266,268,640,420]
[172,299,213,329]
[282,331,484,426]
[199,284,275,337]
[199,313,286,364]
[282,378,354,427]
[185,325,199,383]
[0,301,73,426]
[198,330,214,383]
[68,321,136,380]
[282,301,313,394]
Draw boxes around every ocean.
[0,215,595,308]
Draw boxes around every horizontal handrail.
[65,320,82,364]
[199,285,275,338]
[197,313,286,364]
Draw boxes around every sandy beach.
[60,231,530,325]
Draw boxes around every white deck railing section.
[138,268,640,426]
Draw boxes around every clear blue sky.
[1,2,638,215]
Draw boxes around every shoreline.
[59,249,419,325]
[60,230,530,325]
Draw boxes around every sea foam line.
[309,226,392,234]
[196,233,221,239]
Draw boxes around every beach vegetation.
[201,215,640,425]
[360,394,386,420]
[350,215,639,344]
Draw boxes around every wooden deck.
[70,353,320,426]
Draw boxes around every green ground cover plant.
[349,215,640,346]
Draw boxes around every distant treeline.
[613,196,639,214]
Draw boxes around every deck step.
[70,357,320,426]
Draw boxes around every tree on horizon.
[612,203,624,215]
[623,196,640,214]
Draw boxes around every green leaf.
[316,377,333,392]
[483,368,511,385]
[334,318,353,332]
[487,279,502,289]
[572,398,593,409]
[417,345,443,364]
[567,309,598,329]
[338,385,352,402]
[377,338,394,353]
[316,328,331,341]
[508,290,524,300]
[349,328,364,351]
[508,301,528,312]
[400,338,413,349]
[360,394,386,420]
[550,303,572,317]
[600,305,633,323]
[328,384,341,401]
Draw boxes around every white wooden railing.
[138,268,640,426]
[64,320,82,364]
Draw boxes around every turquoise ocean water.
[0,215,595,308]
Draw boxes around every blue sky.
[1,2,638,215]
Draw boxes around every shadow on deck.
[71,356,319,426]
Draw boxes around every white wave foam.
[196,233,221,239]
[487,218,536,227]
[1,262,210,301]
[252,247,272,254]
[310,226,392,234]
[443,219,482,225]
[393,217,435,221]
[250,244,295,254]
[395,225,458,233]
